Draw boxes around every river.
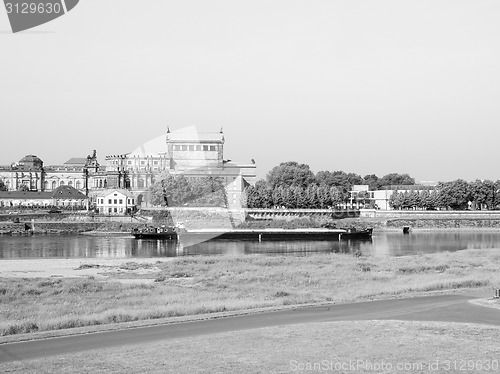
[1,230,500,259]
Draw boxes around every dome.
[18,155,43,168]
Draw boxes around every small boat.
[339,227,373,240]
[131,225,178,240]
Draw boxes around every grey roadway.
[1,293,499,363]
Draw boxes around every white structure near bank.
[94,189,136,215]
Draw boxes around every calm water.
[1,231,500,259]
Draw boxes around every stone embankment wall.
[386,219,500,229]
[360,209,500,229]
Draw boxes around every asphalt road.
[1,293,499,363]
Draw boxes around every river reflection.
[1,231,500,259]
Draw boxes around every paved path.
[1,293,499,363]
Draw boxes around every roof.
[94,189,134,198]
[0,191,52,199]
[166,132,224,143]
[50,185,88,199]
[64,158,87,165]
[19,155,43,164]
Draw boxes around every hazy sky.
[1,0,499,182]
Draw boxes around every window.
[189,145,194,151]
[141,161,145,165]
[181,145,188,151]
[108,199,112,204]
[119,199,123,204]
[153,161,158,165]
[195,145,201,151]
[203,145,209,151]
[210,145,216,151]
[76,181,81,190]
[114,207,117,213]
[114,199,117,204]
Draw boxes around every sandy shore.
[0,258,173,280]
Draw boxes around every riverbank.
[4,209,500,235]
[1,248,499,339]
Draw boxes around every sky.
[1,0,499,183]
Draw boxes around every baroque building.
[0,129,257,210]
[104,128,257,208]
[0,151,104,195]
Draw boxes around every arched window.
[68,181,73,187]
[76,181,81,190]
[52,181,57,190]
[138,179,145,188]
[44,181,49,190]
[60,181,64,186]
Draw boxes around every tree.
[470,180,495,210]
[190,177,227,207]
[266,161,316,189]
[408,191,420,210]
[149,173,226,207]
[316,170,363,198]
[419,190,430,210]
[389,191,403,210]
[272,186,286,208]
[437,179,472,210]
[363,174,380,190]
[379,173,415,187]
[316,186,331,208]
[304,185,319,209]
[329,186,344,208]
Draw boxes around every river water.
[1,231,500,259]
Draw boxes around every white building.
[94,189,136,215]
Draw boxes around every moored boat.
[339,227,373,240]
[131,225,178,240]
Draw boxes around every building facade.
[0,130,257,210]
[0,185,88,209]
[94,189,136,215]
[0,151,104,196]
[104,129,257,209]
[350,184,437,210]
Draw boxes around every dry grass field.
[1,247,499,338]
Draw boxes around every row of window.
[43,181,82,190]
[96,198,135,205]
[172,145,217,152]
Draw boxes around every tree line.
[245,161,416,209]
[149,172,227,207]
[390,179,500,210]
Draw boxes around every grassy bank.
[1,248,499,338]
[3,320,500,373]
